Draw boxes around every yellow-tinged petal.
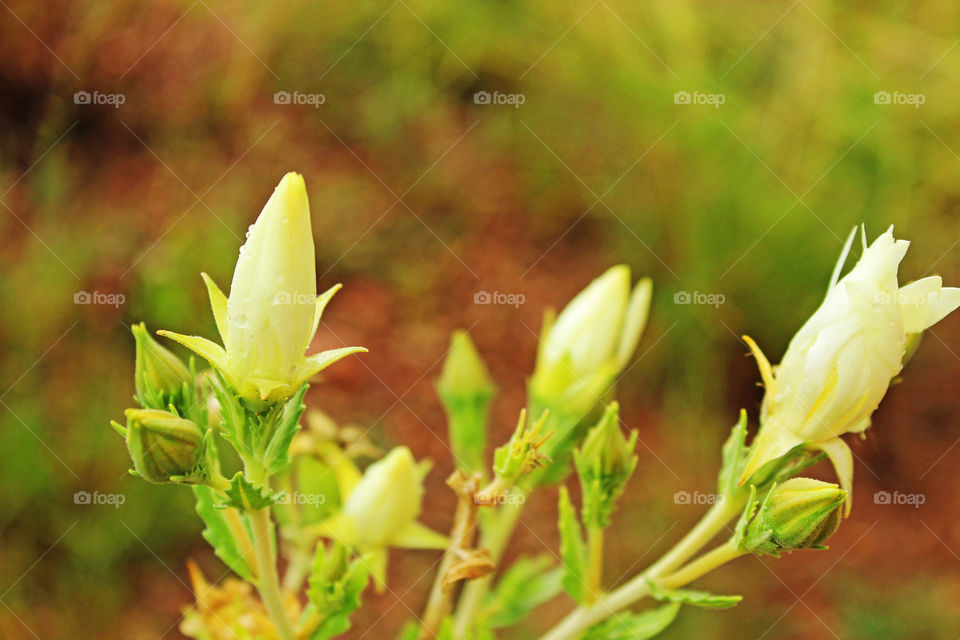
[615,277,652,370]
[311,283,343,338]
[200,272,229,347]
[246,377,290,401]
[812,437,854,516]
[390,521,449,550]
[157,330,230,377]
[313,513,359,547]
[298,346,368,382]
[738,423,804,485]
[316,441,363,497]
[742,335,775,393]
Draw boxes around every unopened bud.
[133,322,191,409]
[746,478,845,555]
[575,403,638,528]
[437,331,495,473]
[124,409,204,483]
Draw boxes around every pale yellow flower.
[160,173,366,405]
[741,227,960,510]
[530,265,652,416]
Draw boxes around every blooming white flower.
[741,227,960,509]
[530,265,652,416]
[160,173,366,405]
[316,446,447,590]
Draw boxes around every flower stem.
[539,539,744,640]
[538,497,743,640]
[586,525,604,603]
[250,507,297,640]
[244,459,297,640]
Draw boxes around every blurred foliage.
[2,0,960,638]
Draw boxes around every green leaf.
[646,579,742,609]
[482,555,563,628]
[262,383,308,475]
[192,485,253,581]
[582,602,681,640]
[209,372,249,454]
[304,542,371,640]
[558,486,588,604]
[218,471,278,511]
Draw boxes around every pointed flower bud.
[575,403,638,528]
[159,173,367,406]
[491,410,552,487]
[133,322,191,409]
[741,227,960,508]
[124,409,205,483]
[744,478,845,556]
[437,331,496,473]
[530,266,652,418]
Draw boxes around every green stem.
[250,507,297,640]
[244,459,297,640]
[539,539,745,640]
[586,525,604,603]
[452,490,527,637]
[538,497,744,640]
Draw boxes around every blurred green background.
[2,0,960,638]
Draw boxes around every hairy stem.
[250,507,297,640]
[245,459,297,640]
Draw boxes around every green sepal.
[300,541,371,640]
[481,555,563,628]
[209,371,250,454]
[262,383,308,475]
[582,602,681,640]
[217,471,279,511]
[732,485,760,550]
[192,485,254,581]
[646,578,742,609]
[558,486,589,604]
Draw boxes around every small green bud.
[745,478,845,556]
[492,410,552,486]
[437,331,496,473]
[577,403,637,479]
[574,403,638,528]
[124,408,205,483]
[133,322,192,409]
[438,331,495,398]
